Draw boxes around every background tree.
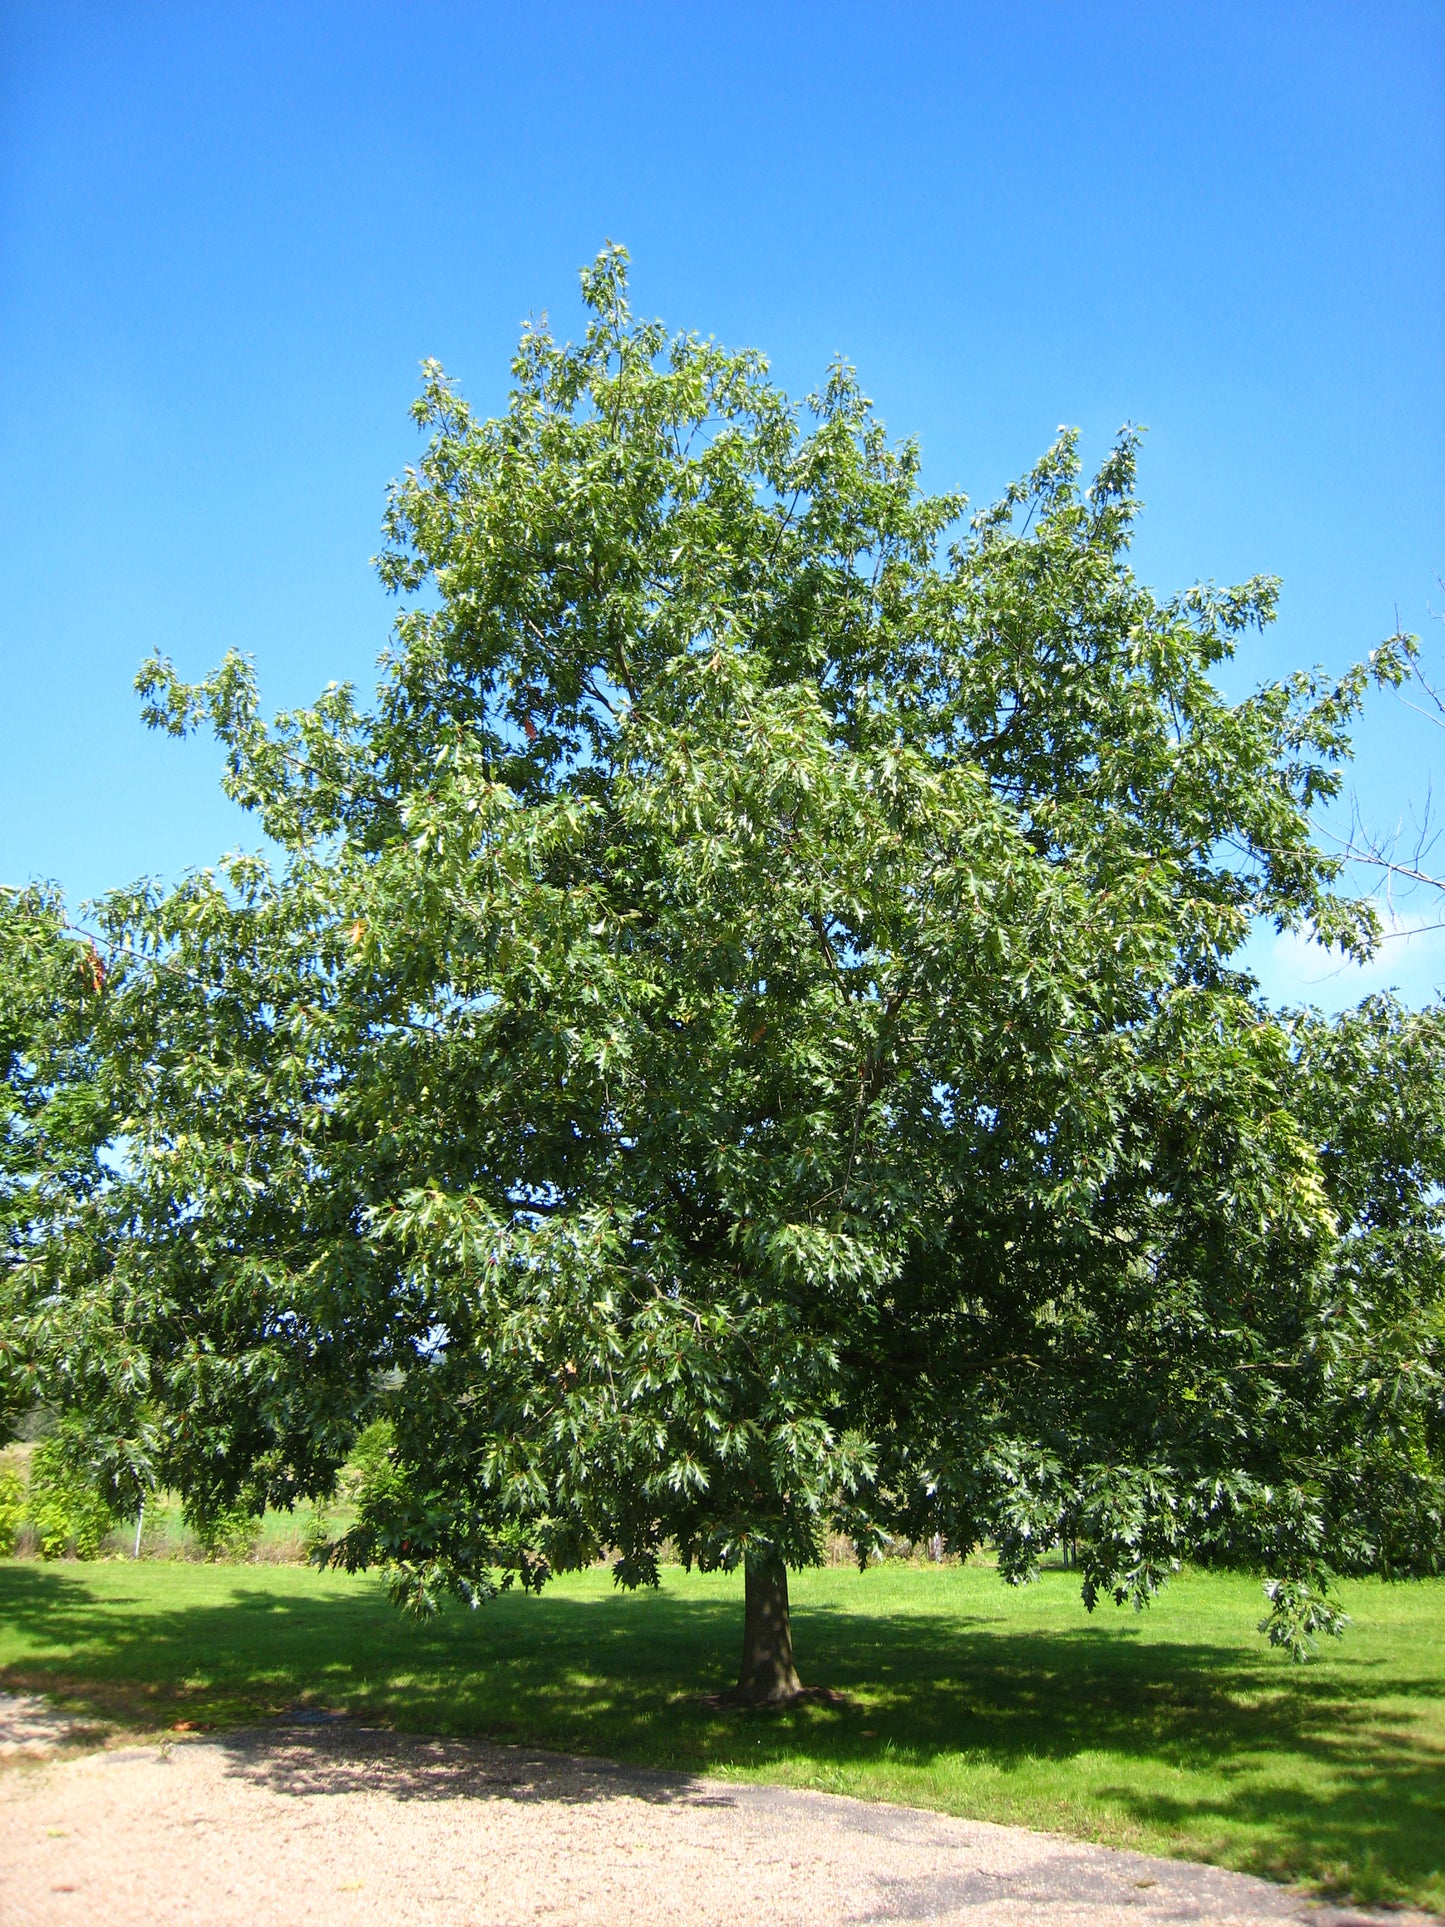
[0,884,160,1527]
[58,248,1439,1698]
[1286,995,1445,1578]
[1,885,107,1441]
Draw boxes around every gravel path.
[0,1697,1433,1927]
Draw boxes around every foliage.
[28,1433,114,1560]
[185,1499,261,1563]
[0,1460,24,1555]
[1280,995,1445,1586]
[344,1418,398,1497]
[300,1501,332,1562]
[21,249,1443,1673]
[0,887,117,1445]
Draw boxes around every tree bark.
[732,1550,802,1704]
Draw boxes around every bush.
[301,1500,332,1561]
[0,1462,26,1555]
[187,1501,261,1562]
[29,1438,114,1559]
[345,1418,396,1500]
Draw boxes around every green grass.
[1,1558,1441,1912]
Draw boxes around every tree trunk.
[732,1551,802,1704]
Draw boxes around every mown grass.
[1,1557,1441,1912]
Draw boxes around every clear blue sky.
[2,2,1441,1009]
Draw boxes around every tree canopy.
[12,248,1442,1696]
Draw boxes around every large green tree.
[42,249,1441,1696]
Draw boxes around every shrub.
[345,1418,396,1500]
[0,1462,26,1555]
[187,1501,261,1562]
[29,1438,114,1559]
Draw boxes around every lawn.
[1,1557,1441,1912]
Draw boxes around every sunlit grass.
[1,1556,1441,1911]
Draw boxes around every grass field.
[1,1557,1441,1912]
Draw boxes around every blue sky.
[2,2,1441,1010]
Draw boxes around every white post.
[133,1497,145,1559]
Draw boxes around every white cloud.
[1243,910,1445,1014]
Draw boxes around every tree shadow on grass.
[1,1562,1441,1907]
